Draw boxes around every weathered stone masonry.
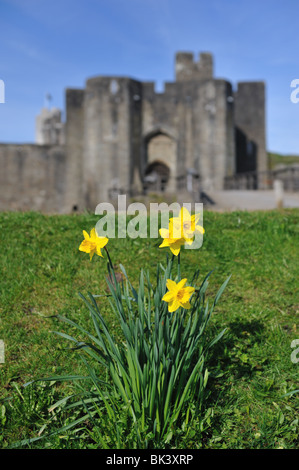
[0,51,266,213]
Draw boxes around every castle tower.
[36,107,65,145]
[234,82,267,182]
[172,51,235,191]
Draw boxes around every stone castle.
[0,51,266,213]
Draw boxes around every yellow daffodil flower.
[169,206,205,241]
[162,278,195,312]
[79,228,108,260]
[159,226,186,256]
[159,207,204,255]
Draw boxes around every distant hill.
[267,152,299,170]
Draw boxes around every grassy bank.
[0,209,298,448]
[267,151,299,170]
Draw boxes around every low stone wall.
[0,143,66,212]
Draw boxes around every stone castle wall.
[0,51,266,213]
[0,143,66,212]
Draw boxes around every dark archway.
[142,130,177,193]
[144,160,170,192]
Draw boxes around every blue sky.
[0,0,299,154]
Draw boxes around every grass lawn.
[267,152,299,170]
[0,208,298,449]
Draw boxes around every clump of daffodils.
[23,206,229,449]
[79,207,204,315]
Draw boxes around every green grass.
[267,151,299,170]
[0,209,298,448]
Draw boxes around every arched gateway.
[143,131,177,192]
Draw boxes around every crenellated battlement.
[175,51,213,82]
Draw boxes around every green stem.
[104,245,113,270]
[177,252,181,281]
[104,246,119,292]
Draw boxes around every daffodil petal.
[90,228,97,240]
[168,299,180,312]
[180,291,194,303]
[184,286,195,294]
[166,279,178,291]
[180,301,191,310]
[79,240,92,252]
[162,291,174,302]
[159,239,170,248]
[180,206,191,220]
[170,245,181,256]
[95,247,104,257]
[191,213,200,224]
[169,219,183,238]
[184,237,195,245]
[195,225,205,234]
[159,228,170,238]
[96,236,109,248]
[176,278,187,290]
[83,230,90,240]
